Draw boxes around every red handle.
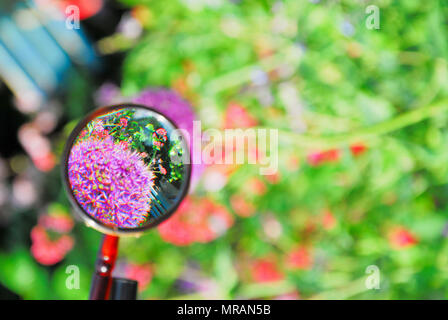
[89,234,119,300]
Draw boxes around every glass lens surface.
[65,105,190,231]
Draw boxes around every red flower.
[30,226,74,266]
[252,259,284,283]
[56,0,104,20]
[30,209,75,266]
[224,102,258,129]
[350,142,367,156]
[286,246,313,270]
[246,177,267,196]
[321,210,336,230]
[125,263,153,292]
[38,211,74,233]
[32,152,56,172]
[119,117,128,127]
[307,149,340,166]
[156,128,167,136]
[230,195,256,217]
[158,197,234,246]
[159,165,167,175]
[265,172,281,184]
[388,227,418,249]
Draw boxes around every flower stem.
[274,98,448,149]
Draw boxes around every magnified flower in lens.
[152,127,168,150]
[68,136,155,228]
[133,88,204,188]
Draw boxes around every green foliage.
[2,0,448,300]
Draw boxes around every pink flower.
[388,227,418,249]
[32,152,56,172]
[39,214,74,233]
[158,197,234,246]
[224,102,258,129]
[156,128,167,136]
[159,165,167,175]
[230,195,255,217]
[286,246,313,270]
[125,263,153,292]
[246,177,267,196]
[321,210,336,230]
[307,149,340,166]
[265,172,281,184]
[30,226,74,266]
[152,128,168,149]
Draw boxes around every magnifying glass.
[62,103,191,299]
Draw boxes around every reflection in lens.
[66,105,190,230]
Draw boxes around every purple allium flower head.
[133,89,195,136]
[133,88,204,189]
[68,136,155,228]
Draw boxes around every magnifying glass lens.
[64,105,191,233]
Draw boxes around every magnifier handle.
[89,234,119,300]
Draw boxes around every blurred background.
[0,0,447,300]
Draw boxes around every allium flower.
[68,136,155,228]
[134,89,194,137]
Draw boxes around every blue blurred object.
[0,0,99,111]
